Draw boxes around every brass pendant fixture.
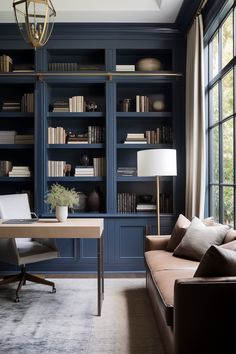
[13,0,56,49]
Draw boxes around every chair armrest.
[174,277,236,354]
[145,235,170,251]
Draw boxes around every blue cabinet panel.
[119,226,144,258]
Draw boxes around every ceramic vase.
[56,206,68,222]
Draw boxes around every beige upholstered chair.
[0,193,59,302]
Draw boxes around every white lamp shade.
[137,149,177,176]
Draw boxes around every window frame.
[205,2,236,226]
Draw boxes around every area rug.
[0,278,165,354]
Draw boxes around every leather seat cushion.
[151,268,196,325]
[145,250,199,273]
[16,239,58,265]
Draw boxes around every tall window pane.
[211,33,218,79]
[222,12,233,68]
[211,185,219,221]
[211,126,219,183]
[223,119,234,183]
[222,70,233,118]
[223,186,234,226]
[211,84,219,123]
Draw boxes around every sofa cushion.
[223,229,236,244]
[194,245,236,277]
[220,240,236,250]
[173,217,229,261]
[152,268,196,326]
[145,250,199,273]
[166,214,191,252]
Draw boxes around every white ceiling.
[0,0,184,23]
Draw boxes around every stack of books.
[9,166,31,177]
[2,101,21,112]
[48,127,66,144]
[74,166,94,177]
[0,54,13,72]
[52,100,69,112]
[136,203,156,212]
[124,133,147,144]
[0,131,16,144]
[67,132,88,144]
[13,64,34,72]
[0,160,12,176]
[15,134,34,144]
[116,64,135,72]
[117,166,137,176]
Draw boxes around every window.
[206,8,235,226]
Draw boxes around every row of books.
[0,160,12,176]
[117,193,137,213]
[1,93,34,112]
[146,127,172,144]
[0,54,13,72]
[48,63,105,72]
[48,157,106,177]
[0,131,34,144]
[48,160,66,177]
[48,127,66,144]
[67,126,105,144]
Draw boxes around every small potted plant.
[45,183,80,222]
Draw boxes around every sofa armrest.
[174,277,236,354]
[145,235,171,251]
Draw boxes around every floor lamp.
[137,149,177,235]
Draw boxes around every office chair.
[0,193,59,302]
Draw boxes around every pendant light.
[13,0,56,49]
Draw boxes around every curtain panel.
[185,14,205,219]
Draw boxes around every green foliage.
[45,183,80,209]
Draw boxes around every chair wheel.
[15,297,20,303]
[52,287,56,293]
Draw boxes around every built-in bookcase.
[0,25,185,272]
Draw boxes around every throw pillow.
[173,217,229,261]
[166,214,191,252]
[220,240,236,251]
[194,245,236,277]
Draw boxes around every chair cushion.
[194,245,236,277]
[16,239,58,265]
[173,217,229,261]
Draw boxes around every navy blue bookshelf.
[0,23,186,274]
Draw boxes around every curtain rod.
[187,0,208,32]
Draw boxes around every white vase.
[56,206,68,222]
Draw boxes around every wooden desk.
[0,218,104,316]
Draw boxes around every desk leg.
[97,232,104,316]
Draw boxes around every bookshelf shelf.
[47,176,104,182]
[0,144,34,149]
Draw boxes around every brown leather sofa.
[145,230,236,354]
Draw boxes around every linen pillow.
[166,214,191,252]
[173,217,229,261]
[194,245,236,277]
[220,240,236,251]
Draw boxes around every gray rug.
[0,278,165,354]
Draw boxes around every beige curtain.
[185,14,205,219]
